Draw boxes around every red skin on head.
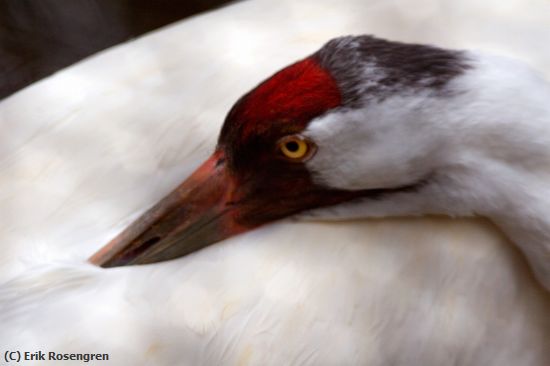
[219,57,342,148]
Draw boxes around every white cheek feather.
[305,51,550,290]
[306,52,550,190]
[305,90,446,190]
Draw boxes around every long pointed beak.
[89,152,249,268]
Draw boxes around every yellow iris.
[278,135,314,161]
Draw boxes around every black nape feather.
[314,35,471,106]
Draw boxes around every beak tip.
[88,250,124,268]
[88,152,250,268]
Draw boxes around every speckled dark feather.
[315,35,471,106]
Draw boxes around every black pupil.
[285,141,300,152]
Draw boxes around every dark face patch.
[216,57,348,226]
[218,57,341,171]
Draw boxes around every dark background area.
[0,0,232,100]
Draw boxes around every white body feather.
[1,0,549,365]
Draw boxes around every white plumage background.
[1,0,549,365]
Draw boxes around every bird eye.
[277,135,316,162]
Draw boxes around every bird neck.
[489,201,550,291]
[439,53,550,290]
[448,117,550,291]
